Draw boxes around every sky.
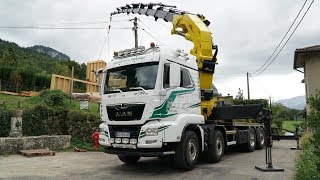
[0,0,319,101]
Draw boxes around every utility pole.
[70,66,74,103]
[247,72,250,100]
[269,96,272,112]
[130,17,139,48]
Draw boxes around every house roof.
[294,45,320,69]
[296,45,320,52]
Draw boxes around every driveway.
[0,140,298,180]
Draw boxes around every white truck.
[98,45,265,169]
[98,3,271,170]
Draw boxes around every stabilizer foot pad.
[255,165,284,172]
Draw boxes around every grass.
[283,120,302,132]
[0,94,99,115]
[57,140,103,152]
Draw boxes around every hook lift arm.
[111,3,218,119]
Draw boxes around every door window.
[163,63,170,89]
[180,68,193,88]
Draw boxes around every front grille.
[109,125,142,139]
[107,104,145,121]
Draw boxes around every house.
[294,45,320,113]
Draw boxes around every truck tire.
[242,128,256,152]
[256,127,265,150]
[174,131,199,170]
[118,155,140,164]
[205,130,224,163]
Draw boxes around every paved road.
[0,140,298,180]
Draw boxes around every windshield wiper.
[129,87,146,93]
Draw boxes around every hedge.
[234,99,268,108]
[0,107,11,137]
[1,90,100,142]
[21,105,99,142]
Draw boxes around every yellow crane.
[111,3,218,119]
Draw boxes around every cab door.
[158,62,185,118]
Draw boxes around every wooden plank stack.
[19,148,56,157]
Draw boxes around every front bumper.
[99,121,170,149]
[104,147,175,157]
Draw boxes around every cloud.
[0,0,318,99]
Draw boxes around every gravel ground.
[0,140,298,180]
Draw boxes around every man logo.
[115,111,133,117]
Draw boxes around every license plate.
[115,132,130,138]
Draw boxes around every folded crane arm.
[111,3,218,119]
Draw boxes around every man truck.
[98,3,270,170]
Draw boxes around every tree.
[10,71,22,93]
[52,63,71,76]
[235,88,244,100]
[1,47,17,66]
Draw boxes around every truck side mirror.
[170,63,180,88]
[95,68,104,77]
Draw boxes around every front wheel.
[174,131,199,170]
[118,155,140,164]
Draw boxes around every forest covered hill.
[0,38,86,92]
[27,45,70,61]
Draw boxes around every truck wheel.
[174,131,199,170]
[205,130,224,163]
[256,128,265,150]
[243,128,256,152]
[118,155,140,164]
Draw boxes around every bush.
[40,90,69,106]
[300,132,313,149]
[34,73,51,91]
[46,107,69,135]
[295,143,320,180]
[22,105,51,136]
[21,104,100,143]
[67,110,100,142]
[272,119,283,135]
[234,99,269,108]
[295,91,320,179]
[2,92,100,143]
[0,106,11,137]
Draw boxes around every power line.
[139,28,165,46]
[250,0,309,76]
[251,0,308,75]
[0,19,130,27]
[251,0,314,77]
[98,33,108,60]
[138,19,152,31]
[0,26,132,30]
[139,17,172,30]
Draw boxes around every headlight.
[115,138,121,144]
[130,138,137,144]
[146,128,158,136]
[122,138,129,144]
[108,138,114,143]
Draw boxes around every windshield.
[104,62,159,94]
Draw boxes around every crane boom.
[111,3,218,119]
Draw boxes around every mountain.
[0,38,86,92]
[276,96,306,110]
[27,45,70,61]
